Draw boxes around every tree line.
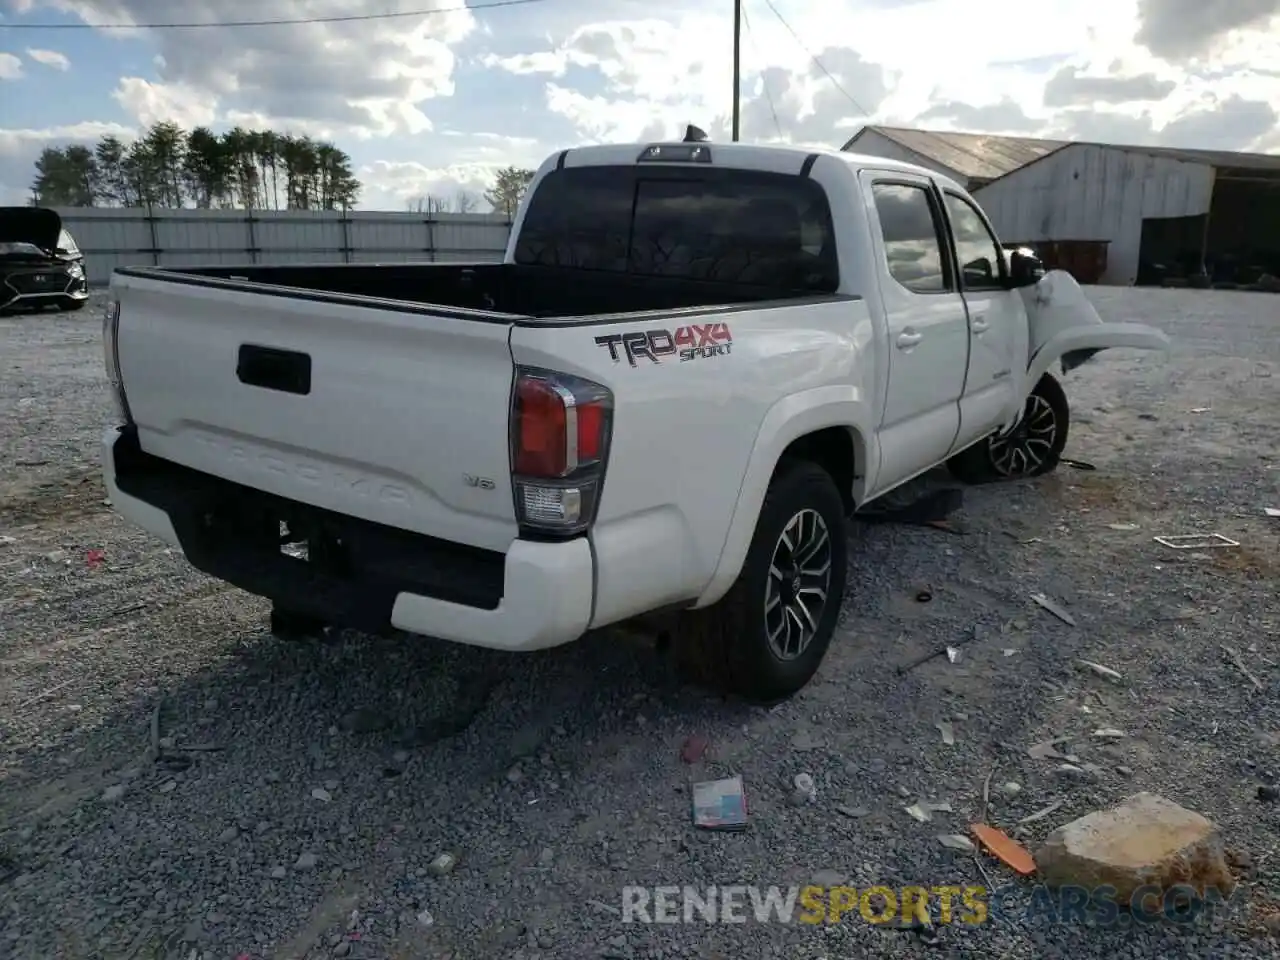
[31,121,539,217]
[33,122,362,211]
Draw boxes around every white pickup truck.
[101,137,1168,703]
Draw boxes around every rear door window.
[514,166,838,292]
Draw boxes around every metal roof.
[1117,144,1280,173]
[842,125,1280,179]
[842,126,1067,180]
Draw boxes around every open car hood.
[0,207,62,253]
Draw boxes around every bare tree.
[454,190,478,214]
[406,194,453,214]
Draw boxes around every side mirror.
[1007,248,1045,288]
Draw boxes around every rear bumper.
[102,426,594,652]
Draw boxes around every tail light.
[102,297,133,425]
[510,366,613,537]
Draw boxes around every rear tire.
[675,460,848,704]
[269,604,329,642]
[947,373,1070,484]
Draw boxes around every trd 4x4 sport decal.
[594,322,733,366]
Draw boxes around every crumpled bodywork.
[1021,270,1169,378]
[1003,269,1170,430]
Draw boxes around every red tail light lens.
[514,377,568,476]
[576,401,605,462]
[510,367,613,537]
[513,371,611,478]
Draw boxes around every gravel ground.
[1,287,1279,960]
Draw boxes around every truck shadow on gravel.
[3,467,1278,957]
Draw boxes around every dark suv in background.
[0,207,89,314]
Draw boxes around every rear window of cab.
[514,165,839,293]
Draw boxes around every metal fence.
[54,207,515,286]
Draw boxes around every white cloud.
[0,121,137,203]
[1,0,1278,208]
[358,133,547,208]
[113,77,218,130]
[487,14,894,148]
[0,52,23,80]
[26,48,70,71]
[481,0,1280,157]
[1134,0,1280,60]
[1043,66,1176,108]
[52,0,476,141]
[0,122,135,155]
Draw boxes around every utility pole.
[731,0,741,141]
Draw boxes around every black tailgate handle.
[237,344,312,395]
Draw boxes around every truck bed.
[117,262,834,321]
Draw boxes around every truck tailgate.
[112,273,519,553]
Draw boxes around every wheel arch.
[777,426,859,517]
[693,387,875,609]
[1002,322,1171,431]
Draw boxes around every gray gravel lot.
[1,287,1279,959]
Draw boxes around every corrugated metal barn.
[842,126,1280,287]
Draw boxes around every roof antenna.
[683,124,709,143]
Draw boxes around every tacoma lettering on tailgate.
[594,322,733,367]
[192,434,413,507]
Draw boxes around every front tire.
[947,373,1070,484]
[59,298,87,312]
[675,460,849,704]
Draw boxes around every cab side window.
[870,182,950,294]
[943,193,1003,290]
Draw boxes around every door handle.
[896,330,923,349]
[971,315,989,334]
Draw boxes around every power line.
[0,0,547,31]
[758,0,869,117]
[740,1,783,140]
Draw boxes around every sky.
[0,0,1278,210]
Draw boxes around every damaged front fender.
[1022,267,1169,373]
[1002,270,1170,430]
[1027,321,1171,387]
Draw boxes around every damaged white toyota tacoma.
[101,134,1168,703]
